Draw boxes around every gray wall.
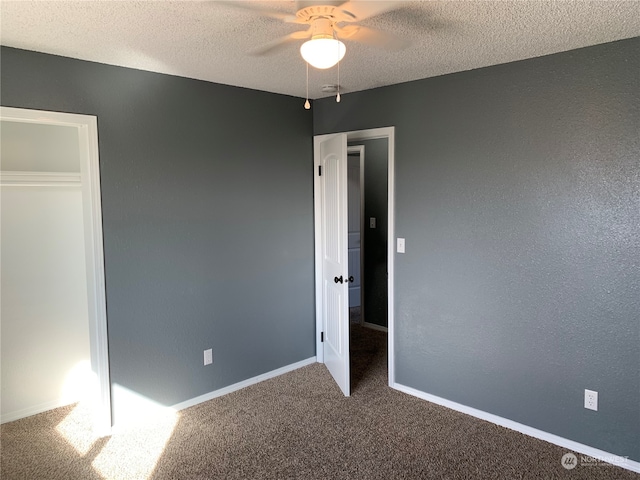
[1,47,316,420]
[349,139,388,327]
[315,38,640,461]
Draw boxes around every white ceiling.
[1,1,639,99]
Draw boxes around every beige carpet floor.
[1,325,637,479]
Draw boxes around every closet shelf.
[0,170,81,187]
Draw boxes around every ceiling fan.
[221,1,408,69]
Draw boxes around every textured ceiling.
[1,1,639,99]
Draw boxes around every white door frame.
[1,106,112,435]
[314,126,395,386]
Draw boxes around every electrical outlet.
[204,348,213,366]
[584,389,598,411]
[397,238,405,253]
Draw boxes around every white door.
[317,133,350,396]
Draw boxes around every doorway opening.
[0,107,111,435]
[347,141,389,392]
[347,146,364,326]
[313,127,395,396]
[347,141,389,332]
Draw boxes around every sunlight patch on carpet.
[91,411,178,479]
[91,384,179,479]
[55,400,100,455]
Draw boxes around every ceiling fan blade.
[334,1,402,22]
[216,1,302,24]
[250,30,311,56]
[336,24,407,50]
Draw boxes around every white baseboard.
[393,383,639,474]
[171,356,317,412]
[1,398,76,424]
[362,321,388,333]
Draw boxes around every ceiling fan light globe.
[300,38,346,69]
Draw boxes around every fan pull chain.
[336,60,341,103]
[336,32,341,103]
[304,62,311,110]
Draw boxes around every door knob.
[348,276,354,283]
[334,276,343,284]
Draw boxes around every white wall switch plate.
[397,238,405,253]
[584,389,598,411]
[369,217,376,228]
[204,348,213,366]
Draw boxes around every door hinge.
[321,332,324,342]
[318,165,322,176]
